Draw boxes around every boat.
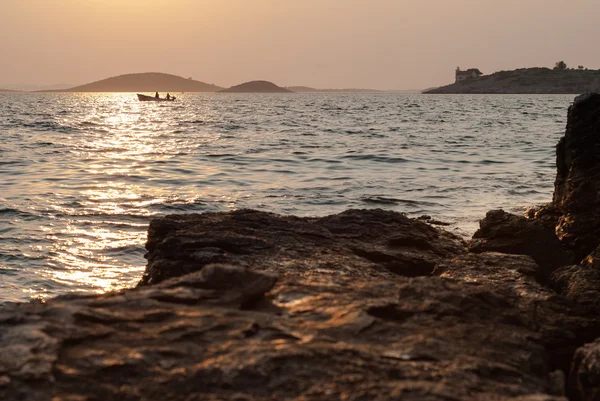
[137,94,176,102]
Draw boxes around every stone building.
[455,68,483,83]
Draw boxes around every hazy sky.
[1,0,599,89]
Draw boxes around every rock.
[569,339,600,401]
[525,204,562,232]
[152,263,279,308]
[469,210,573,277]
[551,93,600,260]
[434,252,600,373]
[475,94,600,264]
[550,245,600,311]
[0,261,597,400]
[141,209,466,285]
[447,93,600,401]
[433,252,547,298]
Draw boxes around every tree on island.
[554,61,567,70]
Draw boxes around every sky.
[1,0,599,90]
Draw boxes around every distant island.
[4,72,427,94]
[424,66,600,94]
[55,73,223,93]
[4,73,417,93]
[286,86,381,93]
[219,80,292,93]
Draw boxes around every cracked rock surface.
[2,259,597,401]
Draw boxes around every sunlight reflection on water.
[40,94,194,296]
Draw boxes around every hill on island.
[219,80,292,93]
[424,68,600,94]
[61,73,223,92]
[286,86,381,93]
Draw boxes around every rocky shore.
[2,94,600,400]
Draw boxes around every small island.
[219,80,292,93]
[425,64,600,94]
[58,73,223,93]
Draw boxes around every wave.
[341,154,410,163]
[361,197,441,207]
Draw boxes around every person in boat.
[166,93,171,100]
[155,92,159,98]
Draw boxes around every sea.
[0,93,574,303]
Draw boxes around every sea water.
[0,93,573,302]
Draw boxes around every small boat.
[137,94,176,102]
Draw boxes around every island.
[424,67,600,94]
[218,80,293,93]
[56,72,223,92]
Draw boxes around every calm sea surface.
[0,93,573,302]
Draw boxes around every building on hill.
[455,67,483,83]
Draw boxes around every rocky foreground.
[3,95,600,400]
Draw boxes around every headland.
[425,67,600,94]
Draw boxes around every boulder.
[474,94,600,265]
[550,245,600,311]
[551,93,600,260]
[569,339,600,401]
[141,208,466,285]
[469,210,573,277]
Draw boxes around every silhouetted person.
[166,93,171,100]
[155,92,159,98]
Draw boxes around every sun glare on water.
[21,93,204,300]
